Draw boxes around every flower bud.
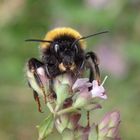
[98,111,121,140]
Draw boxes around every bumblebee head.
[39,28,86,72]
[26,27,108,73]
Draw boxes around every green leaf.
[37,114,54,140]
[56,84,70,106]
[54,74,72,107]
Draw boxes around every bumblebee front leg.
[26,58,48,112]
[86,52,101,84]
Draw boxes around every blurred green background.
[0,0,140,140]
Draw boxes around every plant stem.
[57,106,77,116]
[47,102,54,113]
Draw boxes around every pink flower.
[72,76,108,109]
[91,80,107,99]
[72,76,108,100]
[72,78,92,93]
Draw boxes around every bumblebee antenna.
[25,39,53,43]
[71,31,109,47]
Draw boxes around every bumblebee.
[26,27,108,112]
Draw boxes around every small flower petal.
[72,78,92,92]
[91,80,107,99]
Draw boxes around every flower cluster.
[36,71,121,140]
